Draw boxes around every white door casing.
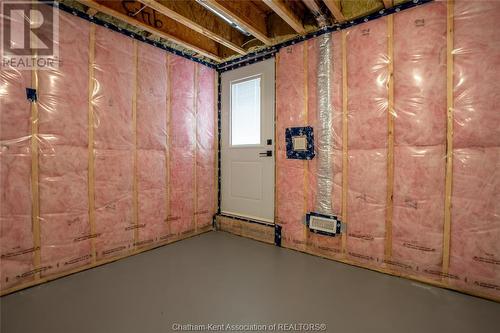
[221,59,275,223]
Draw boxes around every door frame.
[219,58,276,224]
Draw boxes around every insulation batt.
[0,9,217,293]
[0,50,35,288]
[93,26,135,260]
[448,0,500,298]
[276,0,499,300]
[37,14,92,275]
[169,57,196,236]
[137,43,168,245]
[346,17,388,265]
[392,1,446,279]
[276,42,308,250]
[196,66,216,228]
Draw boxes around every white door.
[221,59,275,224]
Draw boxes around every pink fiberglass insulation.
[169,56,196,236]
[273,1,499,300]
[276,42,308,251]
[391,2,446,279]
[93,26,135,260]
[137,43,168,245]
[0,67,33,289]
[137,44,168,152]
[452,1,500,149]
[0,10,217,294]
[392,146,445,274]
[449,0,500,299]
[137,149,167,244]
[346,19,389,151]
[196,65,216,229]
[346,18,388,266]
[37,12,92,276]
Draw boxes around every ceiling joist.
[86,7,98,16]
[322,0,346,22]
[77,0,224,62]
[203,0,273,45]
[137,0,246,55]
[262,0,306,34]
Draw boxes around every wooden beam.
[77,0,223,62]
[132,40,139,248]
[382,0,393,9]
[341,29,348,256]
[137,0,246,54]
[322,0,345,22]
[442,0,454,275]
[87,24,97,264]
[262,0,306,34]
[303,41,310,252]
[203,0,272,45]
[385,14,394,260]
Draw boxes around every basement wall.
[276,0,499,301]
[0,10,217,294]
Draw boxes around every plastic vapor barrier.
[448,0,500,296]
[0,9,217,294]
[276,0,499,301]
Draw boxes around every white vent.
[309,215,339,234]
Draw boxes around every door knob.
[259,150,273,157]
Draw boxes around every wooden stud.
[137,0,246,55]
[203,0,272,45]
[30,56,41,281]
[166,55,172,236]
[88,24,97,263]
[322,0,346,23]
[262,0,306,34]
[214,72,219,219]
[385,14,395,259]
[193,64,199,232]
[77,0,223,62]
[382,0,393,9]
[274,54,279,226]
[341,30,348,256]
[132,41,139,247]
[303,42,310,251]
[28,0,41,281]
[442,0,454,274]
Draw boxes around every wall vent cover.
[306,212,344,236]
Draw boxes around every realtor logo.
[1,1,59,69]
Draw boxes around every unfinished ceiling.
[64,0,410,64]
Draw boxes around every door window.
[231,77,261,146]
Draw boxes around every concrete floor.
[1,231,499,333]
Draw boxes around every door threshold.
[218,212,275,226]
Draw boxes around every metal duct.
[302,0,330,27]
[316,33,333,215]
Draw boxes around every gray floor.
[1,231,499,333]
